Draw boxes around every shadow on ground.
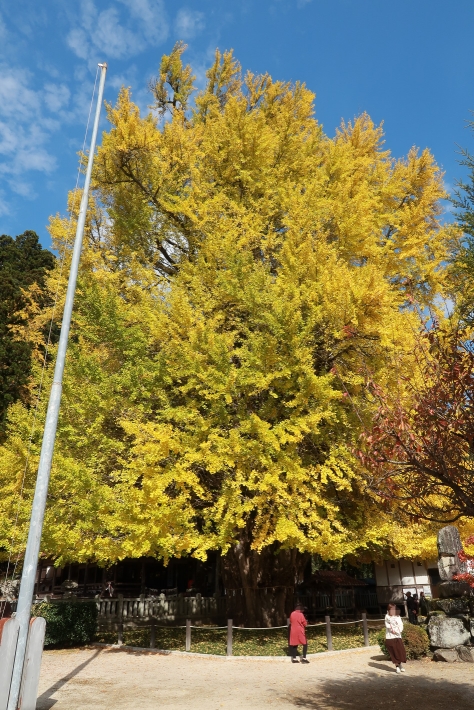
[36,650,101,709]
[289,663,473,710]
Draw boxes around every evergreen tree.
[451,120,474,323]
[0,231,55,437]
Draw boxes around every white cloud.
[9,178,36,199]
[67,28,90,61]
[0,188,10,216]
[119,0,168,45]
[0,65,61,212]
[0,68,41,119]
[44,83,71,113]
[175,8,205,39]
[66,0,169,62]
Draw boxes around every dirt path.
[37,646,474,710]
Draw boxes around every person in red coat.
[289,604,309,663]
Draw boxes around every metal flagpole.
[7,62,107,710]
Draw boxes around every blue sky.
[1,0,474,249]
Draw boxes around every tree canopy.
[0,46,459,621]
[355,120,474,530]
[358,324,474,523]
[0,231,55,438]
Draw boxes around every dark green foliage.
[32,601,97,647]
[0,231,55,437]
[376,628,386,654]
[453,127,474,242]
[377,622,430,660]
[451,124,474,325]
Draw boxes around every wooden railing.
[96,595,227,623]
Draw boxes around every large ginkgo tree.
[0,44,459,625]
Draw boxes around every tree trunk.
[220,532,309,627]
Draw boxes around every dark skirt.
[385,638,407,665]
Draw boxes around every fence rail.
[102,613,383,656]
[95,595,227,623]
[28,590,381,625]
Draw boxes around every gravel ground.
[36,646,474,710]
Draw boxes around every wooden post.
[287,617,291,656]
[215,553,220,595]
[18,617,46,710]
[140,558,146,595]
[0,618,20,710]
[325,615,333,651]
[227,619,233,657]
[362,612,369,646]
[83,563,88,597]
[185,619,191,652]
[117,622,123,646]
[150,620,156,649]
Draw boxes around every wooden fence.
[27,589,380,627]
[107,613,382,656]
[96,595,227,625]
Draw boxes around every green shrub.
[377,622,430,660]
[32,601,97,648]
[402,623,431,658]
[377,628,388,656]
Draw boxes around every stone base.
[438,581,471,599]
[428,615,470,648]
[433,648,458,662]
[433,597,470,615]
[433,646,474,663]
[457,646,474,662]
[427,610,446,619]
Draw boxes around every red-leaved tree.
[358,326,474,522]
[455,536,474,587]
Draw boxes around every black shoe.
[301,658,310,664]
[291,658,299,663]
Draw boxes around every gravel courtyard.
[36,646,474,710]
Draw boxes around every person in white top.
[385,603,407,673]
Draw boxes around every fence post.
[0,618,20,710]
[227,619,233,657]
[362,612,369,647]
[185,619,191,652]
[287,617,291,655]
[325,615,333,651]
[150,620,156,649]
[117,594,123,622]
[117,622,123,646]
[18,617,46,710]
